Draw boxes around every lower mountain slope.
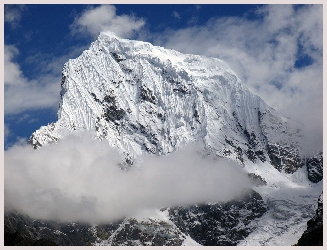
[4,188,266,246]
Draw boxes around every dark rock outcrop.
[266,144,303,174]
[109,218,185,246]
[296,192,323,246]
[306,152,323,183]
[168,189,267,246]
[4,211,121,246]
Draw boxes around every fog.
[4,133,253,224]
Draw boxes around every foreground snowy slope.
[29,31,304,174]
[240,160,322,245]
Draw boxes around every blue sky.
[3,4,323,154]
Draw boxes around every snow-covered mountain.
[6,32,322,246]
[29,31,305,174]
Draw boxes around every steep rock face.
[28,31,303,174]
[296,192,323,246]
[168,189,267,246]
[4,211,186,246]
[305,152,323,183]
[95,218,186,246]
[4,211,114,246]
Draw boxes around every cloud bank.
[4,133,252,224]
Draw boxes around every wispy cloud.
[4,44,61,115]
[70,5,145,39]
[4,124,11,141]
[24,44,88,76]
[4,4,26,28]
[4,133,252,224]
[13,113,38,124]
[15,114,31,123]
[153,4,323,153]
[4,39,88,116]
[172,11,180,19]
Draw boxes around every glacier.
[5,31,322,246]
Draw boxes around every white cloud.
[4,133,253,224]
[4,45,27,86]
[70,5,145,38]
[4,44,61,115]
[153,4,323,154]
